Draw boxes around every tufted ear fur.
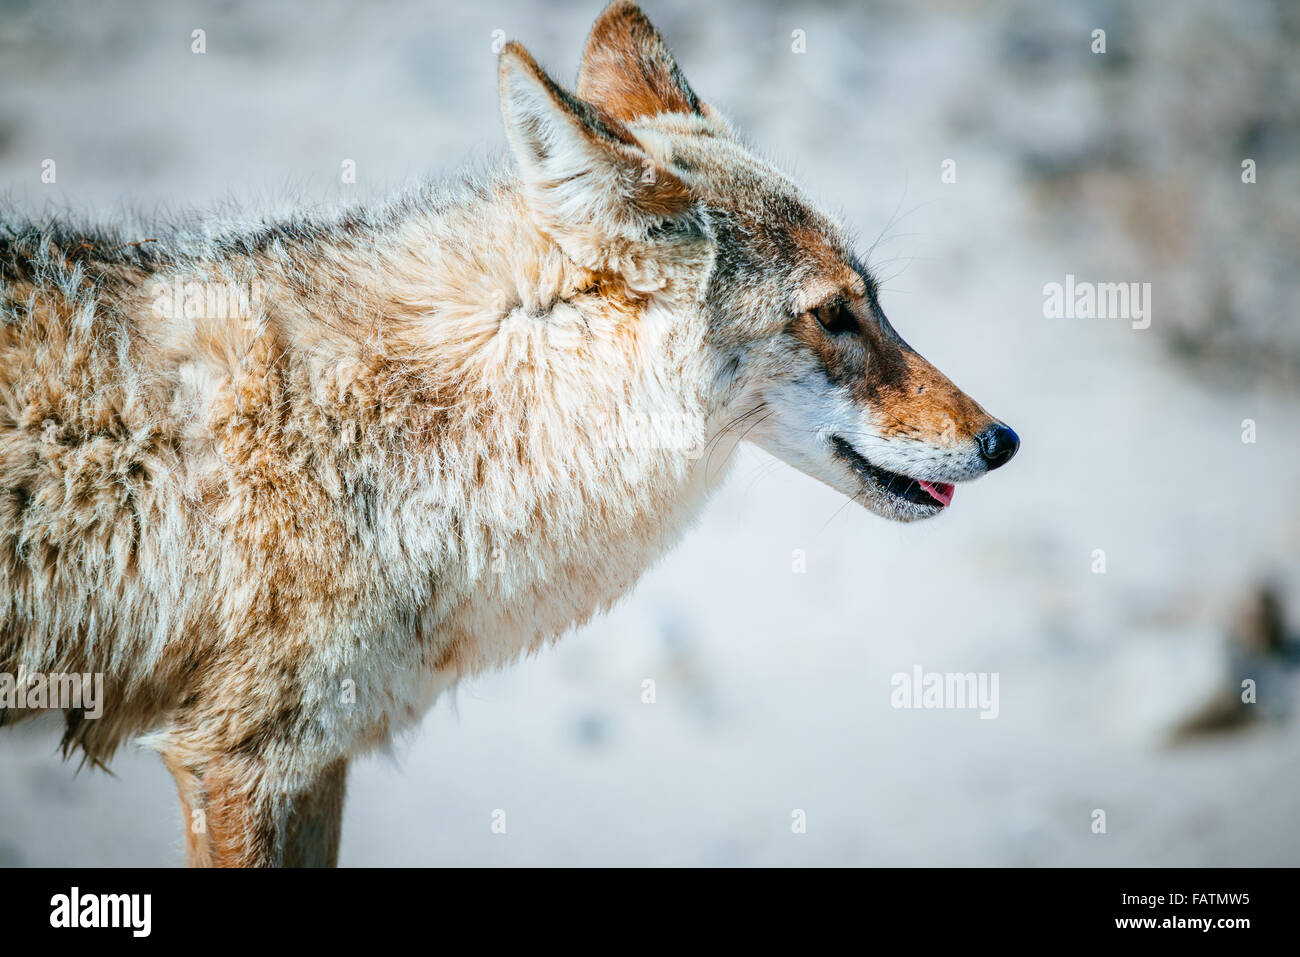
[498,40,693,265]
[576,1,704,123]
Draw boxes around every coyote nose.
[977,424,1019,470]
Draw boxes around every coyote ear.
[498,41,691,250]
[577,1,703,122]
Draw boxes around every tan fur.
[0,2,1015,866]
[578,1,703,121]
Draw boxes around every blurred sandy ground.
[1,0,1298,866]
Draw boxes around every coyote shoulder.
[0,2,1017,866]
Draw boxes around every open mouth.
[830,435,955,508]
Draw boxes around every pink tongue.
[918,480,955,507]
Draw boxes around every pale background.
[1,0,1298,865]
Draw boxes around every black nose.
[976,424,1019,470]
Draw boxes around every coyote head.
[498,2,1018,522]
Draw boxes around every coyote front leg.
[165,753,348,868]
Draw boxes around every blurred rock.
[1171,583,1298,742]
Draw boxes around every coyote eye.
[811,301,856,335]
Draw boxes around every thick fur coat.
[0,3,1015,865]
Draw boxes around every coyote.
[0,2,1018,866]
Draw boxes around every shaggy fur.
[0,2,1014,866]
